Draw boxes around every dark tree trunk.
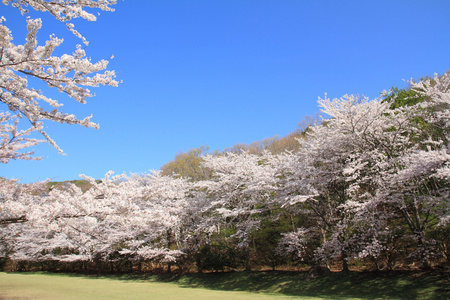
[342,248,349,272]
[244,247,251,271]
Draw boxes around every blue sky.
[2,0,450,183]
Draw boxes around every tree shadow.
[171,270,449,300]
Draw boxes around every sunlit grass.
[0,272,309,300]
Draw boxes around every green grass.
[0,272,308,300]
[1,270,448,299]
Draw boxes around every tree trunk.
[245,247,251,271]
[342,248,349,272]
[417,233,431,269]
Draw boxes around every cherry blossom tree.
[1,171,195,271]
[0,177,48,264]
[374,73,450,267]
[198,151,278,270]
[274,91,422,270]
[1,0,118,157]
[119,171,194,272]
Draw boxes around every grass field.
[0,272,305,300]
[1,270,448,299]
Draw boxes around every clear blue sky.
[2,0,450,183]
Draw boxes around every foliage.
[161,145,214,181]
[196,243,242,272]
[383,86,427,109]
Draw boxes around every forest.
[1,72,450,274]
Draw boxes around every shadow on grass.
[12,269,450,299]
[171,272,450,299]
[156,270,449,300]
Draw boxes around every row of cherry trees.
[2,73,449,272]
[2,0,448,273]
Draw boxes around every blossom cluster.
[1,0,118,156]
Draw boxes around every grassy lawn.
[0,272,308,300]
[1,270,448,299]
